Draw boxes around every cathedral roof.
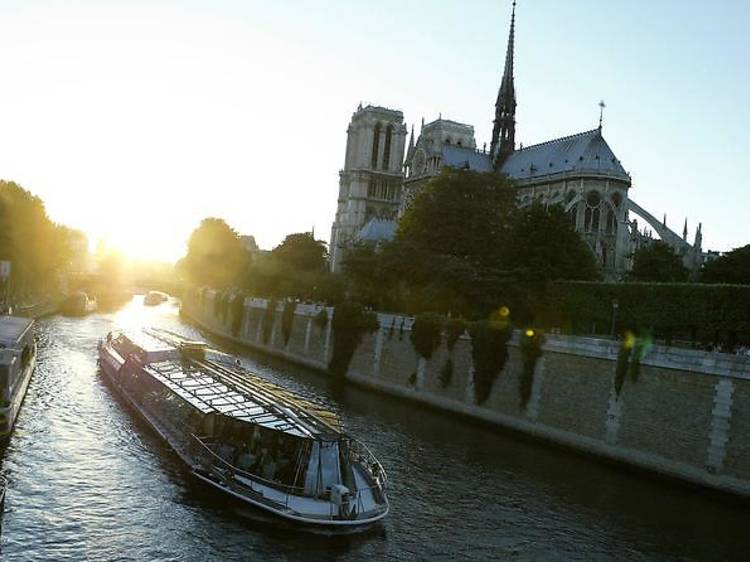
[358,218,397,243]
[500,128,630,183]
[441,145,493,172]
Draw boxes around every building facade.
[329,1,703,278]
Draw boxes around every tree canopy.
[702,245,750,285]
[0,180,86,301]
[178,218,251,288]
[271,232,328,272]
[628,241,689,283]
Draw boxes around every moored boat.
[97,328,389,530]
[0,316,36,440]
[62,292,97,316]
[143,291,168,306]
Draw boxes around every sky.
[0,0,748,261]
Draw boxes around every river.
[1,296,749,561]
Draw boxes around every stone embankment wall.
[182,291,750,499]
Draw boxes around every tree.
[629,241,689,282]
[179,218,251,288]
[702,245,750,285]
[505,203,600,286]
[0,180,79,300]
[272,232,327,272]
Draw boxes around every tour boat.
[143,291,168,306]
[97,328,389,530]
[0,316,36,440]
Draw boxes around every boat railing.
[191,434,388,520]
[190,434,307,502]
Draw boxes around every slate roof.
[358,218,397,242]
[441,145,493,172]
[500,129,630,182]
[438,128,630,185]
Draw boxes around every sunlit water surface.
[1,296,749,561]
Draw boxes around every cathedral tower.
[490,0,517,169]
[329,105,407,272]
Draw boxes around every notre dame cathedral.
[329,1,704,280]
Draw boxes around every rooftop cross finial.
[598,100,606,130]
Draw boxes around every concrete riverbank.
[182,290,750,500]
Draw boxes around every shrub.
[469,319,512,405]
[519,330,545,408]
[230,293,246,336]
[329,302,379,378]
[439,358,453,388]
[281,300,297,345]
[410,313,444,360]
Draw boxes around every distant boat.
[143,291,168,306]
[98,328,389,531]
[0,316,36,440]
[62,292,97,316]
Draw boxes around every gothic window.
[382,124,393,171]
[602,246,608,267]
[585,191,602,233]
[371,123,381,169]
[606,210,616,234]
[570,206,578,229]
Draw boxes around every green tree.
[272,232,327,272]
[629,241,689,283]
[702,245,750,285]
[179,218,251,288]
[505,203,600,286]
[0,180,79,301]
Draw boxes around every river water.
[1,296,749,561]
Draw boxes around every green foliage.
[262,298,277,344]
[230,293,246,336]
[180,218,251,289]
[329,302,379,378]
[702,245,750,284]
[629,241,689,283]
[544,281,750,343]
[272,232,328,272]
[410,313,444,360]
[314,308,328,329]
[439,358,454,388]
[281,300,297,345]
[614,344,629,395]
[342,242,402,310]
[445,318,468,350]
[519,330,545,408]
[0,180,85,300]
[505,204,600,287]
[469,317,512,405]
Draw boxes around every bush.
[439,358,453,388]
[519,330,545,408]
[230,293,246,336]
[281,300,297,345]
[329,302,379,378]
[469,319,512,405]
[410,313,444,360]
[445,318,468,351]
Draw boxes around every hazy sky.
[1,0,748,260]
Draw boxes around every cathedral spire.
[490,1,518,169]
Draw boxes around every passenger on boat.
[260,450,277,481]
[236,444,257,473]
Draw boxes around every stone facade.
[329,105,407,272]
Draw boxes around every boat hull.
[0,354,36,441]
